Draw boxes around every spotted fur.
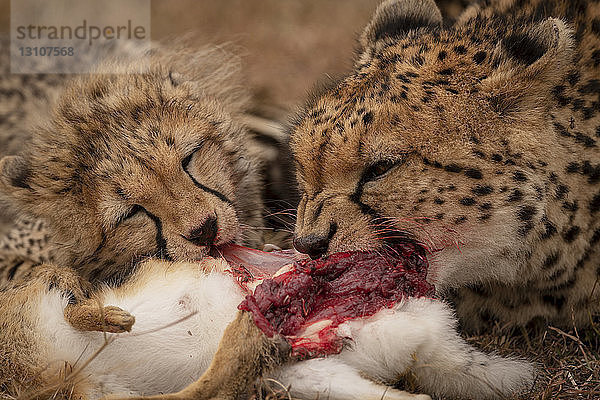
[290,0,600,330]
[0,42,265,285]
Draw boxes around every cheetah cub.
[0,42,265,285]
[0,258,534,400]
[0,43,271,396]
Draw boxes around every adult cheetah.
[290,0,600,330]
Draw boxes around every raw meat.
[228,242,434,358]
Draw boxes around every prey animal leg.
[273,358,431,400]
[110,311,290,400]
[64,300,135,333]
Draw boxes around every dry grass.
[467,320,600,400]
[11,316,599,400]
[252,319,600,400]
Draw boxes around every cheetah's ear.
[0,156,34,201]
[482,18,574,114]
[360,0,442,50]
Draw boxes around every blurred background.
[0,0,470,239]
[0,0,468,118]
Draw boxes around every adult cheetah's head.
[0,45,263,282]
[291,0,575,289]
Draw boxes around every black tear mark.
[312,201,325,224]
[349,170,384,219]
[185,170,232,206]
[143,210,172,261]
[328,222,338,242]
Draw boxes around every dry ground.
[257,319,600,400]
[468,320,599,399]
[0,1,598,398]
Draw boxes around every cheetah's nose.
[293,234,329,260]
[184,216,218,246]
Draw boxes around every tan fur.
[112,311,290,400]
[0,264,125,398]
[290,0,600,330]
[0,41,275,397]
[0,42,265,285]
[0,262,288,400]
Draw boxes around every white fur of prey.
[34,259,535,400]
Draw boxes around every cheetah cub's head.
[291,0,574,289]
[0,45,263,282]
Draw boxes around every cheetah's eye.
[364,159,402,182]
[182,142,207,171]
[120,205,145,223]
[182,152,195,171]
